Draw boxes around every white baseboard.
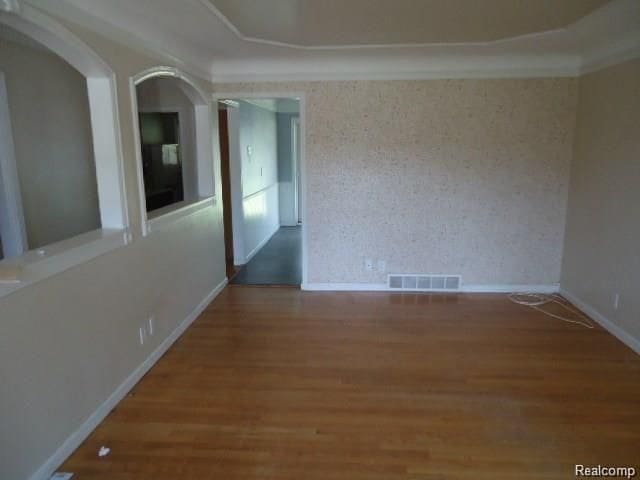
[243,224,280,264]
[302,283,388,291]
[560,288,640,355]
[463,284,559,293]
[30,277,229,480]
[302,283,559,293]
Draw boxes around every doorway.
[217,105,236,279]
[216,95,304,286]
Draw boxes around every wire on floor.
[508,292,595,329]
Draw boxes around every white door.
[0,72,28,259]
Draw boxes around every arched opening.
[0,2,127,290]
[131,67,215,234]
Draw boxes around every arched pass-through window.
[131,66,216,235]
[0,2,128,296]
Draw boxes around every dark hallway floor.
[231,226,301,286]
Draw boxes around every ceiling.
[209,0,611,47]
[21,0,640,82]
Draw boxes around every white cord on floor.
[508,292,595,329]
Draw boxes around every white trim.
[580,32,640,75]
[0,3,129,232]
[197,0,601,51]
[1,3,111,77]
[212,92,308,284]
[26,0,213,83]
[242,182,278,201]
[210,62,580,84]
[28,277,229,480]
[0,228,131,298]
[242,221,280,265]
[302,283,560,293]
[0,2,129,233]
[462,284,559,293]
[146,197,214,234]
[560,288,640,355]
[25,0,640,84]
[0,4,130,292]
[0,71,28,258]
[291,116,301,225]
[298,94,308,284]
[302,283,388,292]
[130,66,216,236]
[132,67,208,99]
[87,76,129,230]
[223,104,246,265]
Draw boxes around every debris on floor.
[98,446,111,457]
[49,473,73,480]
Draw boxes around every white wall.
[0,35,100,250]
[561,59,640,349]
[234,100,280,262]
[0,21,227,480]
[136,76,198,204]
[277,112,299,226]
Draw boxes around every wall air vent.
[387,274,461,292]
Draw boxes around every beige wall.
[561,59,640,343]
[217,79,577,286]
[0,21,226,480]
[0,37,100,249]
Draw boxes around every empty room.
[0,1,638,479]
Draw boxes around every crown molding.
[210,58,580,83]
[204,0,639,82]
[17,0,640,85]
[580,31,640,74]
[198,0,610,52]
[22,0,213,84]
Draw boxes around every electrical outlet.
[246,145,252,158]
[614,293,620,310]
[364,258,374,272]
[148,316,155,336]
[377,260,386,273]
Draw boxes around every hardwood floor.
[60,288,640,479]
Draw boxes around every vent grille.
[388,274,461,292]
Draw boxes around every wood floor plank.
[59,288,640,479]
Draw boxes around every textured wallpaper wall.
[215,79,577,286]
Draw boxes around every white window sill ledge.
[0,228,130,299]
[144,196,215,235]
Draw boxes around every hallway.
[231,226,301,286]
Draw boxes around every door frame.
[211,91,308,285]
[291,116,301,225]
[0,71,28,258]
[217,105,235,277]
